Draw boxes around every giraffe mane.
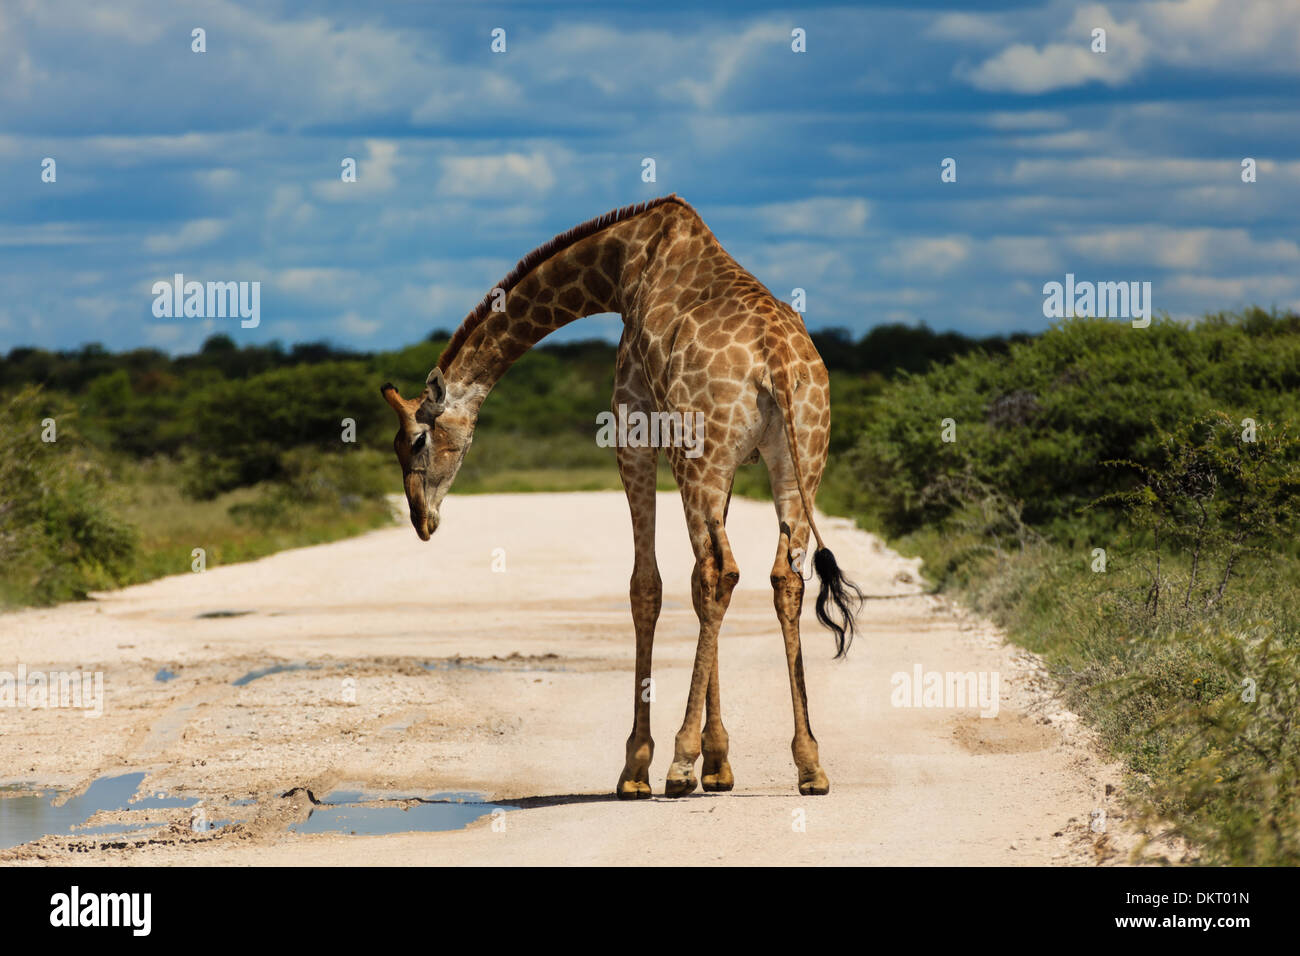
[436,194,687,371]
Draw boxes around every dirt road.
[0,492,1137,865]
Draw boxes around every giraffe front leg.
[616,562,659,800]
[613,386,661,801]
[617,735,654,800]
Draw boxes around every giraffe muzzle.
[413,508,439,540]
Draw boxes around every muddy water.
[290,789,513,836]
[0,772,197,850]
[0,775,513,849]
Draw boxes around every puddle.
[232,661,352,687]
[1,776,506,847]
[289,789,512,836]
[232,662,322,686]
[0,772,200,851]
[154,668,177,683]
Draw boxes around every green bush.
[842,310,1300,863]
[1097,413,1300,616]
[843,313,1300,540]
[0,387,137,606]
[227,447,390,528]
[181,360,383,498]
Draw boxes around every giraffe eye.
[411,432,427,454]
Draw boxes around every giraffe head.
[380,368,474,540]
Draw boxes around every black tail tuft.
[813,547,864,659]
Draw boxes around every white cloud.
[883,237,972,275]
[984,237,1064,275]
[195,168,239,190]
[1066,227,1300,270]
[1166,273,1300,301]
[984,110,1069,131]
[740,241,853,286]
[752,198,869,237]
[925,13,1014,45]
[265,185,317,232]
[315,139,400,201]
[964,4,1148,93]
[275,268,360,297]
[0,223,106,246]
[71,295,121,323]
[437,152,556,198]
[852,288,942,306]
[84,5,167,44]
[962,0,1300,94]
[966,41,1140,94]
[144,218,227,253]
[1141,0,1300,71]
[336,311,380,337]
[411,72,521,123]
[665,22,788,108]
[1007,156,1247,185]
[1004,130,1097,151]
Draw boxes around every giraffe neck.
[437,202,695,412]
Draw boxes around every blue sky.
[3,0,1298,354]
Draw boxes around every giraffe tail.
[812,546,864,659]
[767,349,864,659]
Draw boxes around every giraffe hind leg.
[665,481,740,797]
[763,435,831,795]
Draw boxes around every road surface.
[0,492,1139,865]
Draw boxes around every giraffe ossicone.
[382,195,863,796]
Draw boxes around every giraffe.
[381,195,863,797]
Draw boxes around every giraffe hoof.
[616,778,652,800]
[798,770,830,796]
[701,761,734,792]
[663,773,698,798]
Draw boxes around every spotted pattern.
[389,197,836,797]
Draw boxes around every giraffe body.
[382,196,861,797]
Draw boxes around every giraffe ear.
[420,367,447,419]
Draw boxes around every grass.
[877,494,1300,865]
[816,316,1300,864]
[116,455,395,583]
[0,420,776,611]
[450,429,776,499]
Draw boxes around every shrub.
[0,387,137,606]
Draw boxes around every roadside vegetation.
[7,309,1297,862]
[825,309,1300,864]
[0,322,1006,607]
